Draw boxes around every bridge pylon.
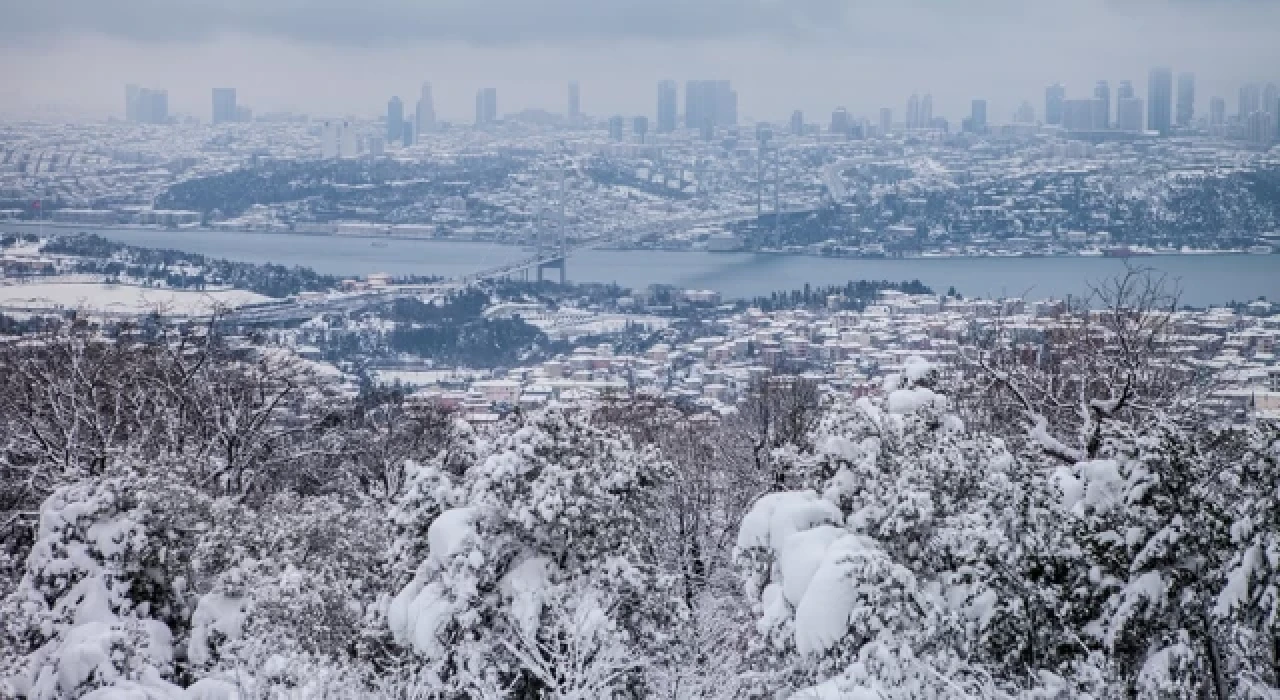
[535,164,568,285]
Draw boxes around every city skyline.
[2,1,1278,122]
[108,72,1279,136]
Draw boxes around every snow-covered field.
[0,282,271,316]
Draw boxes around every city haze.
[3,0,1279,122]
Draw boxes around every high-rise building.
[1014,101,1035,124]
[212,88,237,125]
[920,94,933,129]
[790,110,804,136]
[1176,72,1194,127]
[969,99,988,133]
[656,80,678,133]
[568,81,581,123]
[1264,84,1280,116]
[632,116,649,142]
[1210,97,1226,126]
[135,88,168,125]
[608,115,625,141]
[906,94,920,130]
[1117,80,1135,101]
[879,108,892,136]
[1063,99,1098,131]
[416,82,436,136]
[830,108,851,137]
[387,96,404,143]
[685,80,736,133]
[1239,83,1261,119]
[1117,97,1145,132]
[1045,83,1066,125]
[718,81,738,127]
[125,84,139,122]
[1246,110,1276,145]
[1147,67,1173,136]
[1094,81,1111,129]
[475,88,497,125]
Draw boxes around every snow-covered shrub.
[386,410,684,697]
[4,476,185,699]
[736,361,1018,697]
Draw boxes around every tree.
[386,410,683,697]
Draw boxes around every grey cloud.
[2,0,852,45]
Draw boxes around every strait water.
[11,225,1279,307]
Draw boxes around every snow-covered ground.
[0,282,271,316]
[374,368,493,387]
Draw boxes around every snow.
[1215,544,1262,618]
[778,525,845,606]
[187,593,249,666]
[1029,415,1083,462]
[388,578,456,658]
[886,387,944,414]
[0,282,270,316]
[1107,570,1168,650]
[791,679,881,700]
[501,556,556,640]
[794,535,884,656]
[901,355,935,384]
[426,506,478,566]
[736,491,843,553]
[182,678,244,700]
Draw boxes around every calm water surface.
[13,225,1279,307]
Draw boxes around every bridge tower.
[755,125,782,244]
[535,165,567,285]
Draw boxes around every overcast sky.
[2,0,1278,124]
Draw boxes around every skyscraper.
[1117,80,1135,101]
[1210,97,1226,126]
[137,89,168,125]
[906,94,920,130]
[1176,72,1194,127]
[387,96,404,143]
[416,82,436,136]
[1264,83,1280,116]
[969,99,988,133]
[1014,101,1035,124]
[1094,81,1110,129]
[212,88,237,124]
[790,110,804,136]
[716,81,738,127]
[830,108,851,137]
[920,94,933,129]
[1239,83,1261,119]
[879,108,892,136]
[1045,83,1066,125]
[1117,97,1145,132]
[475,88,497,125]
[1062,99,1097,131]
[684,80,736,133]
[568,81,580,123]
[1147,67,1173,136]
[608,115,625,141]
[125,84,139,122]
[656,80,678,133]
[632,116,649,142]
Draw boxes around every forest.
[1,272,1277,699]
